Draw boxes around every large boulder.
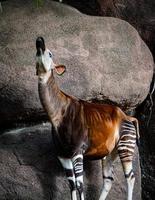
[0,0,154,125]
[58,0,155,59]
[0,123,141,200]
[97,0,155,59]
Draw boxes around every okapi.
[35,37,139,200]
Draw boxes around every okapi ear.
[54,65,66,76]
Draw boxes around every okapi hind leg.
[99,151,117,200]
[58,157,77,200]
[118,150,135,200]
[121,161,135,200]
[117,119,137,200]
[72,154,84,200]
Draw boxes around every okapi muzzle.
[36,37,47,75]
[36,36,45,56]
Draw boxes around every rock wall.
[97,0,155,59]
[0,0,154,128]
[56,0,155,60]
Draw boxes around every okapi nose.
[36,37,45,56]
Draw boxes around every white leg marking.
[81,192,84,200]
[58,157,77,200]
[127,177,135,200]
[72,154,84,200]
[99,153,116,200]
[58,157,73,169]
[123,162,135,200]
[72,190,77,200]
[99,179,112,200]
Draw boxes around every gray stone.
[0,0,154,124]
[97,0,155,60]
[0,124,141,200]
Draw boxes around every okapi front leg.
[58,157,77,200]
[72,154,84,200]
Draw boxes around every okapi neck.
[38,70,52,84]
[38,70,70,128]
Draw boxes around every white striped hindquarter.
[72,155,83,185]
[99,120,137,200]
[116,119,137,200]
[117,120,137,162]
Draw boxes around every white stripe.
[121,134,136,139]
[74,162,83,166]
[75,166,83,170]
[118,146,134,152]
[122,126,135,131]
[58,157,73,170]
[118,143,136,148]
[74,165,83,169]
[122,129,135,133]
[119,152,127,156]
[122,129,136,133]
[119,140,136,144]
[68,177,76,182]
[75,169,83,173]
[123,123,134,127]
[71,190,77,200]
[122,123,134,127]
[76,175,83,183]
[119,139,136,144]
[75,168,83,172]
[72,154,83,162]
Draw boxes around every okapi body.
[35,37,139,200]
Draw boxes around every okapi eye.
[49,52,52,58]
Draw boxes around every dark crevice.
[13,149,23,166]
[0,111,48,134]
[135,73,155,200]
[53,0,102,16]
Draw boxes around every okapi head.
[36,37,66,76]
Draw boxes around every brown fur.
[38,71,138,159]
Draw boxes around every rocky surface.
[97,0,155,59]
[0,123,141,200]
[56,0,155,59]
[136,77,155,200]
[0,0,154,127]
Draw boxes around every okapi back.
[82,101,123,159]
